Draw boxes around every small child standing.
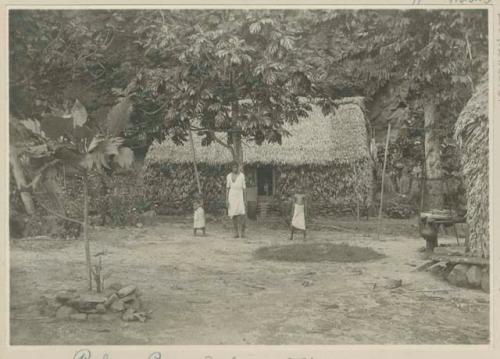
[290,187,307,240]
[193,200,206,236]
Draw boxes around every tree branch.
[211,133,235,158]
[24,159,60,190]
[38,202,84,226]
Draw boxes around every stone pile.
[446,264,489,292]
[39,284,150,322]
[427,262,489,293]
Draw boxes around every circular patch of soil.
[254,242,385,263]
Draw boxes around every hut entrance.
[257,165,274,198]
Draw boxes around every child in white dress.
[290,187,307,240]
[193,200,206,236]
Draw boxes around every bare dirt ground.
[10,217,489,345]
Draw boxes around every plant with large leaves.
[11,97,134,291]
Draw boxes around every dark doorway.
[257,165,274,196]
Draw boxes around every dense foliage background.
[9,9,488,235]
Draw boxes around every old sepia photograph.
[7,7,490,346]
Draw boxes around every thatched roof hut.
[454,79,489,258]
[146,97,370,166]
[144,97,373,217]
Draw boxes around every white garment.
[193,207,205,228]
[226,172,246,217]
[292,203,306,230]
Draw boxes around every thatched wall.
[144,163,229,215]
[454,79,489,258]
[143,159,372,217]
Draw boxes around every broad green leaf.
[106,98,132,136]
[114,147,134,168]
[71,99,88,128]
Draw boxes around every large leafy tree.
[126,10,320,164]
[302,9,487,208]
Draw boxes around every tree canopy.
[10,9,488,168]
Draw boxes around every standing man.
[226,162,247,238]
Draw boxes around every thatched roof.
[146,97,370,166]
[454,79,489,258]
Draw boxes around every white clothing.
[226,172,246,217]
[193,207,205,228]
[292,203,306,230]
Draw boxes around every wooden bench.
[419,210,466,253]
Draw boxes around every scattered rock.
[42,284,148,322]
[117,285,137,298]
[120,294,136,303]
[124,297,142,311]
[70,313,88,322]
[108,282,123,291]
[101,313,115,322]
[37,296,62,317]
[87,314,102,322]
[55,291,74,303]
[481,269,490,293]
[122,308,136,322]
[416,260,438,272]
[110,299,126,313]
[302,279,313,287]
[446,264,469,287]
[136,222,144,228]
[77,293,107,311]
[133,311,148,323]
[384,279,402,289]
[67,296,81,308]
[80,293,107,303]
[466,265,482,288]
[428,262,447,275]
[104,293,119,308]
[56,306,77,320]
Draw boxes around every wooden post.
[83,174,92,291]
[377,123,391,239]
[188,124,202,195]
[353,163,360,226]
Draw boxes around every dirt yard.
[9,217,489,345]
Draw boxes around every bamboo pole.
[188,125,202,195]
[376,123,391,240]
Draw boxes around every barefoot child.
[193,199,206,236]
[290,186,307,240]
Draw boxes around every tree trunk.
[9,146,35,215]
[83,174,92,291]
[423,103,444,210]
[188,125,202,195]
[231,101,243,165]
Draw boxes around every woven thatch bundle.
[146,98,369,166]
[454,79,489,258]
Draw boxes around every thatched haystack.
[145,98,373,216]
[454,80,489,258]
